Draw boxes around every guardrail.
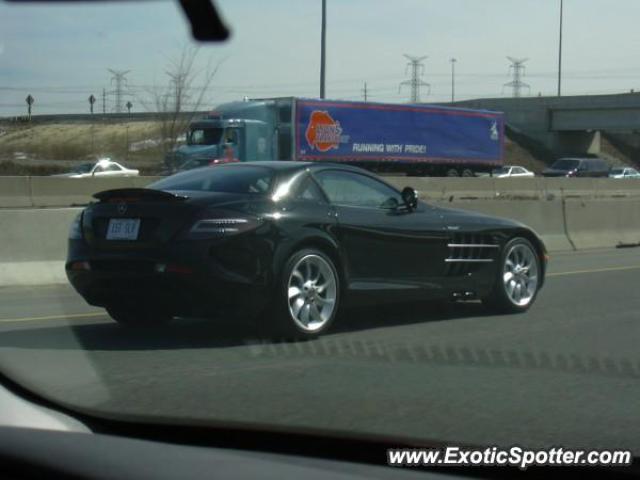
[2,176,640,209]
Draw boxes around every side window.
[314,170,402,209]
[93,165,106,173]
[294,175,326,203]
[191,129,204,144]
[224,129,239,145]
[105,164,121,172]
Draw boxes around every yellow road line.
[0,312,106,323]
[547,265,640,277]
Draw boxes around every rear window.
[150,165,274,195]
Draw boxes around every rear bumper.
[66,238,273,319]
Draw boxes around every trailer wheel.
[462,169,474,177]
[446,168,459,177]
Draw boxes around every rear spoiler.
[93,188,189,202]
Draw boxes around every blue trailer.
[168,97,504,176]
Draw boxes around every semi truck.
[167,97,504,176]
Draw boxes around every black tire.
[482,237,541,314]
[106,306,172,327]
[268,248,341,340]
[446,168,460,177]
[461,169,474,177]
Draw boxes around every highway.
[1,247,639,454]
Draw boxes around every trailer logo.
[305,110,343,152]
[490,120,499,141]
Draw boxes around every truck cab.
[167,99,292,172]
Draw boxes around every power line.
[399,54,430,103]
[504,57,530,97]
[108,69,131,113]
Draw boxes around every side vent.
[445,234,499,276]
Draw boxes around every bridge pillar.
[553,131,601,156]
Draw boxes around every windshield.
[188,128,224,146]
[2,0,640,468]
[150,165,274,194]
[551,159,581,170]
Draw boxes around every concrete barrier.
[0,177,32,208]
[564,198,640,249]
[593,178,640,198]
[385,177,499,200]
[493,178,544,200]
[3,176,640,208]
[30,177,132,207]
[0,208,81,286]
[131,176,162,188]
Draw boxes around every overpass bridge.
[451,92,640,157]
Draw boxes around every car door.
[312,169,449,291]
[91,164,108,177]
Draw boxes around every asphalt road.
[1,247,639,454]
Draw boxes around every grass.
[0,121,167,174]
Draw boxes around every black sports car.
[67,162,548,338]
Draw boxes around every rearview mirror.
[401,187,419,210]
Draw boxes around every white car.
[56,159,140,178]
[609,167,640,179]
[492,165,535,178]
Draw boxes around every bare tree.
[141,46,224,169]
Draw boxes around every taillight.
[185,210,261,239]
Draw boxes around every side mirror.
[401,187,419,210]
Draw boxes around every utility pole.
[89,95,96,153]
[166,72,188,113]
[362,82,368,102]
[102,88,106,115]
[558,0,563,96]
[399,54,430,103]
[108,69,130,113]
[450,58,457,102]
[320,0,327,99]
[25,94,34,121]
[125,101,133,162]
[504,57,530,98]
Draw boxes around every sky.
[2,0,640,115]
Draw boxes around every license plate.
[106,218,141,240]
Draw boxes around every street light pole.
[320,0,327,99]
[558,0,563,96]
[450,58,457,102]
